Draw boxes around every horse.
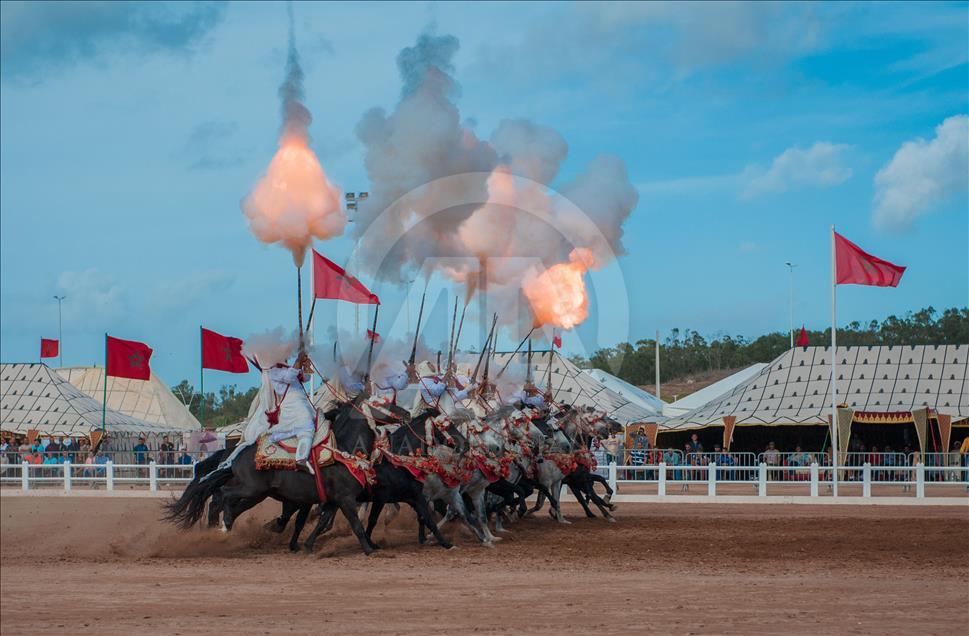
[164,399,380,555]
[298,405,455,553]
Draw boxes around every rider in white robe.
[264,365,317,473]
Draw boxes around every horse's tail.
[163,450,232,529]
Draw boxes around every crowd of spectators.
[590,430,968,485]
[0,434,202,479]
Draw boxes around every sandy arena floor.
[1,496,966,635]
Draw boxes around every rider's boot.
[295,438,315,475]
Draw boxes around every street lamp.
[53,295,66,367]
[345,192,368,333]
[785,262,796,348]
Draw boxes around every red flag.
[795,326,809,348]
[552,330,562,349]
[835,232,905,287]
[366,329,380,343]
[40,338,59,359]
[106,336,153,380]
[313,250,379,304]
[201,328,249,373]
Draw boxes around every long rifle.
[450,302,467,372]
[363,304,380,387]
[496,326,536,379]
[472,313,498,382]
[444,299,457,380]
[406,291,427,381]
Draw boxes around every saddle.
[255,417,333,471]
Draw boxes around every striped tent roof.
[1,363,180,436]
[662,344,969,430]
[56,366,200,432]
[492,350,664,425]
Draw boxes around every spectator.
[0,436,9,455]
[46,436,62,459]
[18,438,32,462]
[713,444,734,480]
[159,435,175,477]
[602,434,619,466]
[40,435,52,451]
[178,448,194,466]
[133,437,149,464]
[630,439,646,480]
[61,437,77,463]
[763,441,781,465]
[688,433,704,454]
[590,438,607,469]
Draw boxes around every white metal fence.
[3,458,966,499]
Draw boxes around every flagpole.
[199,326,205,427]
[830,225,839,497]
[309,258,316,401]
[102,333,107,433]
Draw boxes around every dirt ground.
[1,497,966,635]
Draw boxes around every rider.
[265,359,318,474]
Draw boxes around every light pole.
[785,262,796,348]
[345,192,369,335]
[53,295,66,368]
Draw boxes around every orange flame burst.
[242,134,344,266]
[522,248,596,329]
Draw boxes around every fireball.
[522,248,596,329]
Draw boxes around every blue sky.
[1,1,967,388]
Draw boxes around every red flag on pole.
[552,329,562,349]
[201,328,249,373]
[313,249,379,304]
[834,232,906,287]
[40,338,59,359]
[795,326,809,348]
[106,336,153,380]
[366,329,380,343]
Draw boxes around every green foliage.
[579,306,968,387]
[171,380,258,428]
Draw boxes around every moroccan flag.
[795,326,809,348]
[105,335,153,380]
[835,232,905,287]
[366,329,380,343]
[201,328,249,373]
[313,249,379,304]
[40,338,59,358]
[552,330,562,349]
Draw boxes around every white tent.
[662,363,768,417]
[56,366,200,432]
[581,368,666,416]
[662,344,969,432]
[493,350,664,425]
[1,363,180,437]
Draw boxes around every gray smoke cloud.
[351,32,638,332]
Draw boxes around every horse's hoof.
[481,540,496,549]
[289,545,300,553]
[265,521,285,534]
[557,518,572,525]
[605,516,617,523]
[490,535,503,542]
[442,544,456,550]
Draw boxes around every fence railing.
[3,459,966,499]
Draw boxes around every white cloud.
[738,242,758,253]
[55,268,126,327]
[637,142,852,200]
[152,270,236,314]
[742,142,853,198]
[873,114,968,230]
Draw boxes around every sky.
[1,1,967,390]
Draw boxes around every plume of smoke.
[240,6,345,266]
[311,326,434,381]
[352,32,638,331]
[243,327,296,368]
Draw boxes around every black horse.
[165,399,380,555]
[301,408,457,551]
